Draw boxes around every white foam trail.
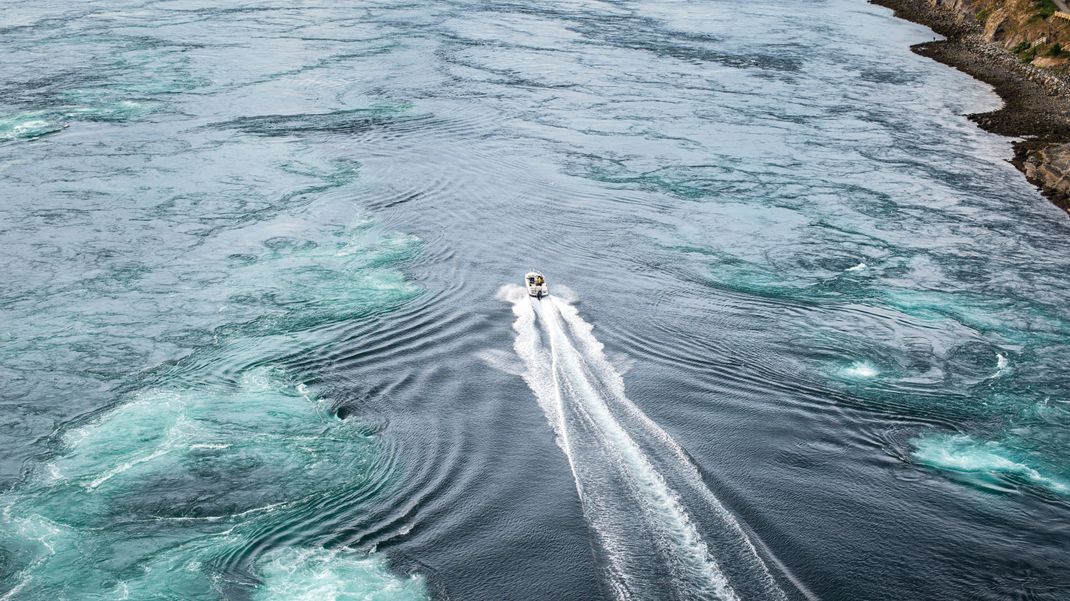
[842,361,878,379]
[500,285,784,601]
[845,262,866,272]
[994,352,1009,378]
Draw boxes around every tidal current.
[1,0,1068,599]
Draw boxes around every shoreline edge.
[872,0,1070,215]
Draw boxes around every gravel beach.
[874,0,1070,213]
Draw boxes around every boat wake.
[499,285,785,601]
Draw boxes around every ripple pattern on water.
[2,0,1070,599]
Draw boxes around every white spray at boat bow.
[499,285,785,601]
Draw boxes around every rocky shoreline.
[872,0,1070,214]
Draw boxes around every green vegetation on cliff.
[968,0,1070,70]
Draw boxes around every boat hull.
[524,271,548,298]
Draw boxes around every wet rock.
[1021,143,1070,211]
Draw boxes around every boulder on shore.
[1021,143,1070,211]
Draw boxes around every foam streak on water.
[0,366,428,600]
[502,284,782,601]
[912,433,1068,495]
[3,0,1070,597]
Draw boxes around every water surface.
[1,0,1069,599]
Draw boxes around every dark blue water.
[1,0,1068,599]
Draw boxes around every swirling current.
[1,0,1068,599]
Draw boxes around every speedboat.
[525,271,549,298]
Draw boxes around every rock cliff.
[875,0,1070,214]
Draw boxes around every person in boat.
[535,275,544,286]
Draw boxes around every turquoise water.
[1,368,424,599]
[0,213,425,597]
[2,0,1069,599]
